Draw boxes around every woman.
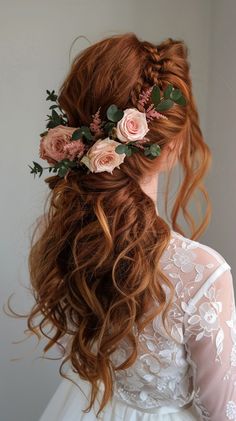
[25,32,236,420]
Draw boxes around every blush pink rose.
[39,125,80,164]
[116,108,149,143]
[80,137,126,174]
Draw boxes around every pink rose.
[39,125,80,164]
[80,137,126,173]
[116,108,149,143]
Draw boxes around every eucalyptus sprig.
[115,140,161,159]
[28,159,79,178]
[71,126,94,144]
[151,83,187,110]
[42,89,69,134]
[101,105,121,137]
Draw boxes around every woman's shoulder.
[169,229,231,268]
[159,229,232,308]
[159,230,231,289]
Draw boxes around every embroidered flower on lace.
[183,284,225,363]
[172,247,197,273]
[111,326,193,409]
[160,235,216,304]
[224,305,236,380]
[187,301,220,337]
[226,400,236,420]
[192,387,211,420]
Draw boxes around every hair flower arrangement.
[29,84,186,178]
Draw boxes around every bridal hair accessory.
[29,84,186,178]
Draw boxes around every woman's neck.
[139,173,159,216]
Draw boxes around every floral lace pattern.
[226,400,236,420]
[110,230,236,420]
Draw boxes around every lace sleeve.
[183,262,236,420]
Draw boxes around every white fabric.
[38,230,236,420]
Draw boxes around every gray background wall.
[202,0,236,267]
[1,1,235,420]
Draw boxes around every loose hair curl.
[6,32,212,417]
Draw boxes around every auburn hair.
[6,32,212,418]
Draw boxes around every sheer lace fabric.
[109,230,236,420]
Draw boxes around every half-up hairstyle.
[7,32,212,417]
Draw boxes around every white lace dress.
[38,230,236,420]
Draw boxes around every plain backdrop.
[1,1,236,420]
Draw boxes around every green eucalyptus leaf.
[69,160,78,167]
[107,105,117,120]
[104,122,115,133]
[61,118,68,125]
[150,144,161,156]
[80,126,93,141]
[107,105,124,122]
[58,166,69,177]
[173,95,187,106]
[48,109,61,127]
[115,109,124,122]
[143,149,158,160]
[164,84,174,99]
[144,148,151,156]
[49,104,59,110]
[170,89,182,101]
[46,90,57,102]
[115,144,129,154]
[34,161,43,170]
[126,148,132,157]
[71,129,82,140]
[46,120,60,129]
[147,154,158,160]
[28,161,43,177]
[128,144,140,153]
[52,109,61,121]
[54,158,76,177]
[151,85,161,106]
[156,99,174,111]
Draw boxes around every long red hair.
[6,32,211,417]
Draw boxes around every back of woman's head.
[16,32,212,417]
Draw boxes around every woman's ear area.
[154,139,182,173]
[161,140,177,157]
[167,138,184,157]
[167,139,177,152]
